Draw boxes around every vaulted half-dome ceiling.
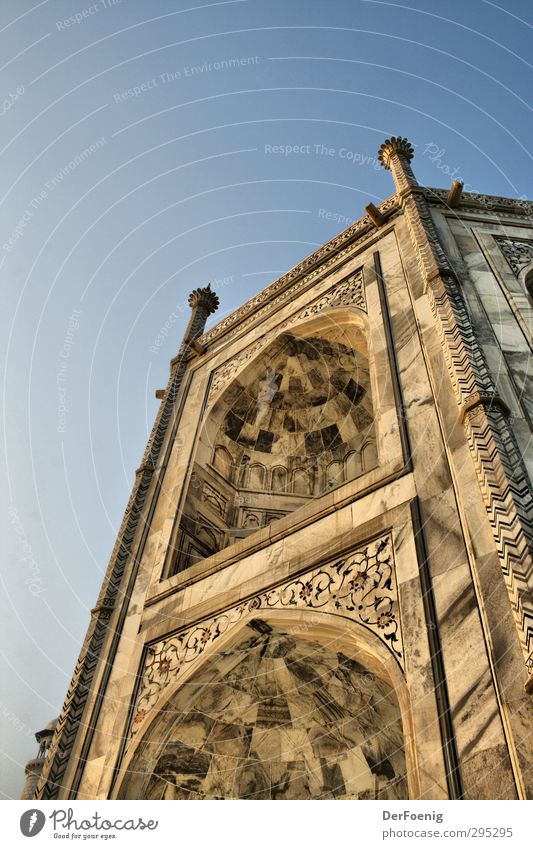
[119,625,407,800]
[219,329,374,463]
[168,313,378,576]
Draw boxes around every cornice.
[196,193,400,351]
[190,185,531,356]
[424,187,533,216]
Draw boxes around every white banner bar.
[3,799,532,848]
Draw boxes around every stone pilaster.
[379,136,533,683]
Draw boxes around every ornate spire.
[378,136,417,195]
[185,283,220,345]
[188,283,219,315]
[378,136,414,170]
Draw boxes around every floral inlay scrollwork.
[494,237,533,279]
[131,533,401,737]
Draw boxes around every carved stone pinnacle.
[378,136,415,170]
[188,283,220,315]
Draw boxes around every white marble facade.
[31,139,533,801]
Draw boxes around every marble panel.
[118,626,407,800]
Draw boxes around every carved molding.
[402,193,454,283]
[130,533,402,737]
[463,403,533,657]
[207,269,366,405]
[197,198,397,351]
[427,275,493,398]
[426,187,533,217]
[381,149,533,676]
[494,237,533,278]
[406,220,533,675]
[197,186,531,353]
[426,271,533,675]
[425,274,533,675]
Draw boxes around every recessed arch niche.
[117,623,407,800]
[168,309,377,576]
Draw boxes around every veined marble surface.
[118,624,407,800]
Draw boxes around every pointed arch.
[246,463,267,490]
[271,465,288,492]
[114,610,418,801]
[213,445,234,481]
[166,307,379,577]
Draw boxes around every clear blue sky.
[0,0,531,799]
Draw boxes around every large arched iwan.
[116,618,411,800]
[168,309,378,576]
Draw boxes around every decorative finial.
[378,136,414,170]
[188,284,220,316]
